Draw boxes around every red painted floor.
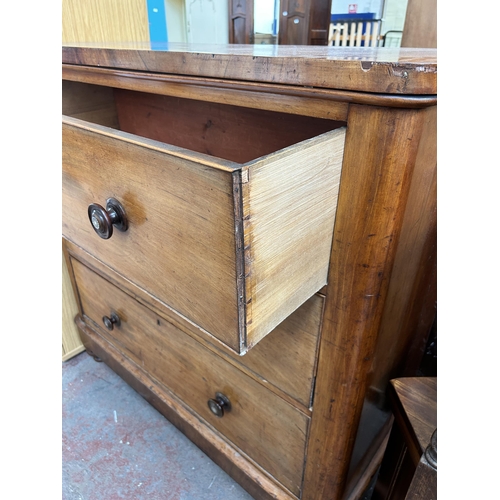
[62,351,253,500]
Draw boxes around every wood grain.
[72,258,308,496]
[373,378,437,500]
[242,128,345,347]
[302,105,428,500]
[344,105,437,494]
[62,44,437,95]
[62,0,150,45]
[390,377,437,465]
[368,105,437,393]
[113,88,343,163]
[62,64,436,111]
[63,63,349,120]
[232,293,324,409]
[404,453,437,500]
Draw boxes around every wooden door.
[307,0,332,44]
[278,0,331,45]
[229,0,254,44]
[279,0,310,45]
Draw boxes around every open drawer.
[62,80,345,354]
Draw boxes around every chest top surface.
[62,42,437,95]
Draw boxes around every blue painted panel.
[330,13,377,22]
[147,0,168,47]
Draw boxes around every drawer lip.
[62,115,241,172]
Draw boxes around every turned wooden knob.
[207,392,231,418]
[102,312,121,331]
[88,198,128,239]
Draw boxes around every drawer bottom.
[76,317,297,500]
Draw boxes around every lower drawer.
[71,257,309,496]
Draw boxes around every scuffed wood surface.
[62,44,437,95]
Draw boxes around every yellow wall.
[62,0,150,44]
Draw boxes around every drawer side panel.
[242,128,346,347]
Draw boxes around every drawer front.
[233,293,323,408]
[71,257,309,496]
[62,120,241,351]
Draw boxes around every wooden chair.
[373,377,437,500]
[328,19,383,47]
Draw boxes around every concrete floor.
[62,351,253,500]
[63,350,375,500]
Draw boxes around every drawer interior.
[62,80,345,163]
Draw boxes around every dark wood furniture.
[278,0,333,45]
[374,377,437,500]
[228,0,254,44]
[401,0,437,49]
[62,43,437,500]
[228,0,333,46]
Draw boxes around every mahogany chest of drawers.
[62,44,437,500]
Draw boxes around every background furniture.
[62,253,85,361]
[374,377,437,499]
[229,0,254,44]
[278,0,332,45]
[62,44,437,500]
[328,18,383,46]
[401,0,437,48]
[62,0,155,361]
